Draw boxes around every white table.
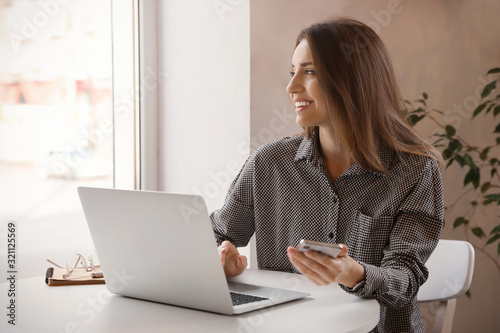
[1,269,379,333]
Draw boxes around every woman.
[211,18,444,332]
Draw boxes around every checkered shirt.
[211,128,444,332]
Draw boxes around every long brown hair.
[297,18,442,172]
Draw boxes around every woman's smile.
[294,99,313,112]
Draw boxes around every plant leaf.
[490,224,500,235]
[494,123,500,134]
[486,234,500,245]
[433,137,445,145]
[481,81,498,99]
[480,147,490,161]
[473,102,487,118]
[423,92,429,100]
[453,217,468,228]
[454,154,465,167]
[445,125,456,138]
[463,154,473,166]
[483,193,500,205]
[409,114,425,126]
[443,148,453,160]
[471,227,486,238]
[486,103,495,114]
[487,67,500,74]
[448,139,463,153]
[464,166,480,189]
[494,105,500,117]
[481,182,491,193]
[483,193,500,200]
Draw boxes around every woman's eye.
[289,69,314,77]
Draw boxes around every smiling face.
[286,39,330,130]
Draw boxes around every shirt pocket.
[347,211,394,265]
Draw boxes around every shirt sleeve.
[340,157,444,309]
[210,154,256,247]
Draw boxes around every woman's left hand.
[287,244,365,288]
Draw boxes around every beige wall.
[250,0,500,332]
[157,0,250,211]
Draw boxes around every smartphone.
[297,240,343,258]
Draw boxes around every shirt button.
[328,232,334,239]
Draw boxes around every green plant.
[406,67,500,273]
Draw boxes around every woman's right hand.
[218,240,248,278]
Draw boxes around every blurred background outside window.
[0,0,113,278]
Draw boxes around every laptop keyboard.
[230,292,269,306]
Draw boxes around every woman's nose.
[286,74,302,95]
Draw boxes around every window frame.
[112,0,159,190]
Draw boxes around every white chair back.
[418,239,475,333]
[418,239,475,302]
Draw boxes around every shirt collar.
[294,127,389,177]
[294,127,321,164]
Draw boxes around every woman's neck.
[318,127,349,160]
[318,126,354,181]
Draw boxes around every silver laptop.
[78,187,309,315]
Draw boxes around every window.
[0,0,113,278]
